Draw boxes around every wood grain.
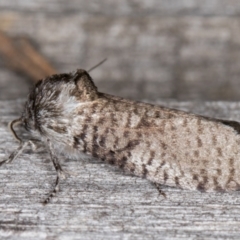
[1,100,240,239]
[1,1,240,101]
[1,1,240,239]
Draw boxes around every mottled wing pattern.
[73,94,240,192]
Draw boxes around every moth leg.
[153,182,166,198]
[28,139,45,153]
[28,140,39,151]
[0,141,30,167]
[44,140,66,204]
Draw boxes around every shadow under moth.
[2,68,240,203]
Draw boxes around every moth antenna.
[87,58,107,72]
[9,118,23,144]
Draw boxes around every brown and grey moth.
[2,69,240,203]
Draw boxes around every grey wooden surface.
[1,0,240,101]
[1,99,240,240]
[2,1,240,239]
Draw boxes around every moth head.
[10,69,100,143]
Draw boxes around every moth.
[2,68,240,203]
